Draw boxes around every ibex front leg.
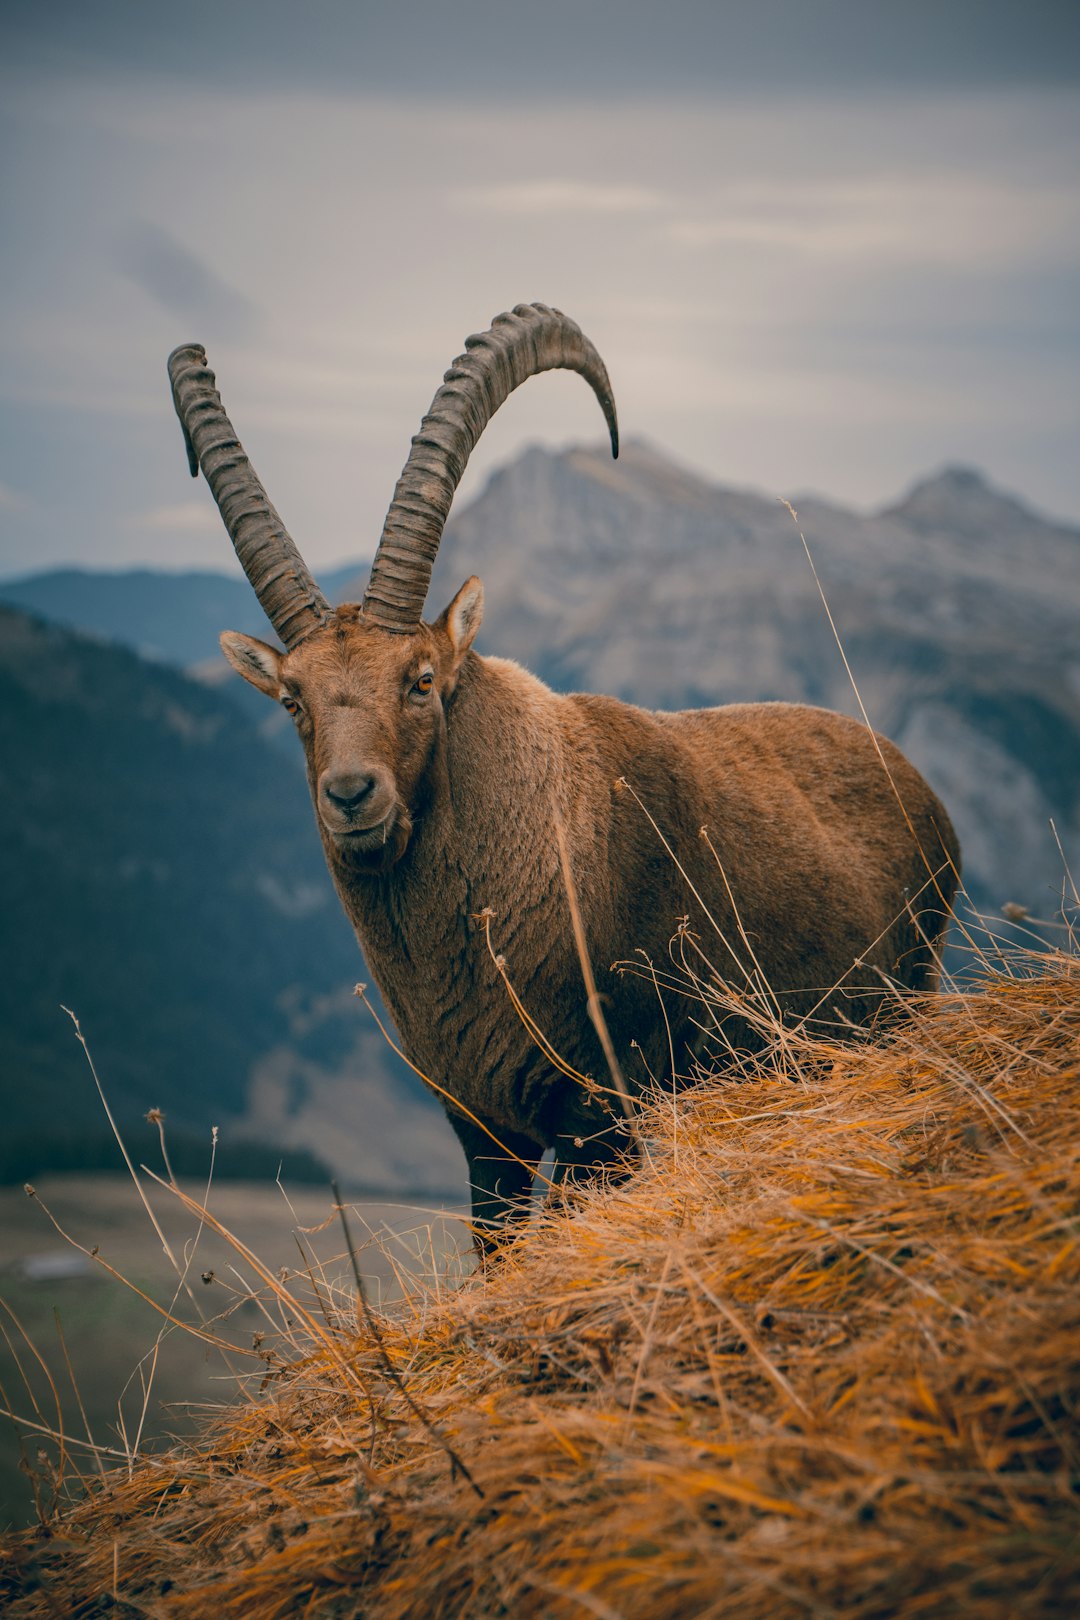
[450,1116,542,1258]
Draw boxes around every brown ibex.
[168,303,959,1245]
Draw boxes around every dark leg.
[449,1114,542,1256]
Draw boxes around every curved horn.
[167,345,332,651]
[363,303,619,633]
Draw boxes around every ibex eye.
[282,694,302,716]
[413,672,434,696]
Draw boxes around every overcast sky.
[1,0,1078,579]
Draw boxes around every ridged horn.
[363,303,619,633]
[167,344,333,651]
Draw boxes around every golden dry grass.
[3,955,1079,1618]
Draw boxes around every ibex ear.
[437,576,484,667]
[220,631,284,699]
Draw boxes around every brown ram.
[168,303,959,1245]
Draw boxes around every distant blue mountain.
[0,563,364,668]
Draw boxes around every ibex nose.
[322,772,378,812]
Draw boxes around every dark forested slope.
[0,606,452,1186]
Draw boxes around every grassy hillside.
[2,949,1077,1616]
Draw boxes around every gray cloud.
[452,180,666,216]
[0,40,1076,579]
[118,221,259,341]
[3,0,1079,93]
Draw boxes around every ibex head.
[168,304,618,869]
[219,580,483,867]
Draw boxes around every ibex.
[168,303,959,1245]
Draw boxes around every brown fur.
[222,577,960,1243]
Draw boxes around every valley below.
[0,1174,469,1529]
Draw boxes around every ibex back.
[168,304,959,1249]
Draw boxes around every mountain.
[421,445,1079,920]
[0,563,367,759]
[0,564,363,670]
[881,463,1066,545]
[4,443,1077,923]
[0,606,458,1191]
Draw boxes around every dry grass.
[3,952,1079,1618]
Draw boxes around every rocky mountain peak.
[882,463,1061,542]
[476,438,724,514]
